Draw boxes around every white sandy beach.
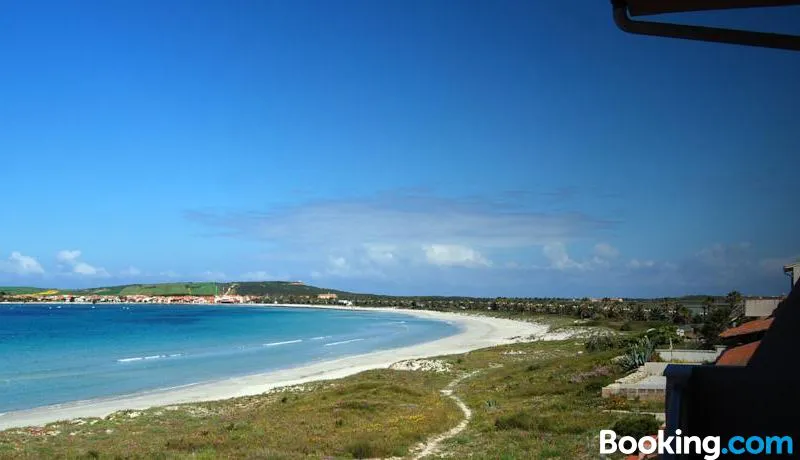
[0,305,550,430]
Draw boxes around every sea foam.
[263,339,303,347]
[117,353,181,363]
[324,338,365,347]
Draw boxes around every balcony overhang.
[611,0,800,51]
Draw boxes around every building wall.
[787,263,800,289]
[744,299,781,317]
[656,349,723,363]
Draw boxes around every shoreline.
[0,305,549,430]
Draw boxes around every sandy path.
[412,370,480,459]
[0,306,547,430]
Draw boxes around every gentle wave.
[324,338,365,347]
[263,339,303,347]
[310,335,331,341]
[117,353,182,363]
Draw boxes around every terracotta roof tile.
[716,341,761,366]
[719,318,773,338]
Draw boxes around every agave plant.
[618,336,655,372]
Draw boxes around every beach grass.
[0,339,661,459]
[438,341,630,459]
[0,371,458,459]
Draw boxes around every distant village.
[0,292,355,306]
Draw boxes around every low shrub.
[495,411,596,435]
[336,400,386,411]
[495,411,537,430]
[345,439,391,459]
[585,335,620,352]
[526,363,542,372]
[604,395,629,410]
[612,414,661,439]
[645,325,684,347]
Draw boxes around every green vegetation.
[611,414,661,439]
[436,342,641,459]
[230,281,355,297]
[698,290,744,348]
[0,287,53,295]
[0,337,663,459]
[584,324,683,353]
[618,336,656,372]
[118,283,217,296]
[0,371,460,459]
[0,281,360,299]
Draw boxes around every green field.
[0,287,53,295]
[118,283,218,296]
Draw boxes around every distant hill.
[227,281,356,297]
[0,281,358,298]
[0,286,56,295]
[77,283,218,296]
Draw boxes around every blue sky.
[1,1,798,297]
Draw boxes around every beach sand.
[0,305,549,430]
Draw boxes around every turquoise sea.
[0,304,459,412]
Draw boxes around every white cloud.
[325,256,360,277]
[363,244,397,265]
[56,249,108,277]
[628,259,656,269]
[541,242,631,272]
[423,244,491,268]
[73,262,101,275]
[311,254,391,279]
[181,192,793,295]
[694,242,751,268]
[186,193,610,252]
[543,242,588,270]
[759,256,799,274]
[120,266,142,276]
[0,252,45,275]
[593,243,619,259]
[330,257,348,269]
[200,270,227,281]
[186,193,614,281]
[56,250,81,263]
[241,271,277,281]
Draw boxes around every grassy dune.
[0,338,662,459]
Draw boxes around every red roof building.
[716,341,761,366]
[718,318,773,339]
[715,317,774,366]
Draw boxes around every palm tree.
[725,291,743,310]
[672,305,692,325]
[703,296,715,318]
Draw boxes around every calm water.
[0,304,459,412]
